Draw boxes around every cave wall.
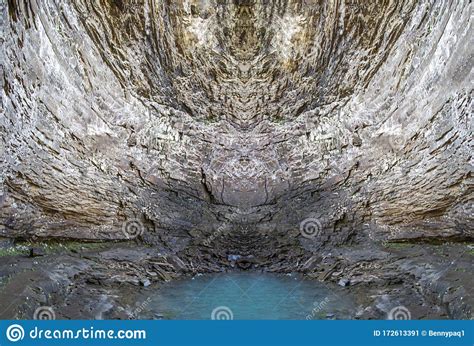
[0,0,472,261]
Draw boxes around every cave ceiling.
[1,0,472,259]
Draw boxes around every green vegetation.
[382,242,413,249]
[160,310,179,320]
[0,246,26,257]
[0,240,110,257]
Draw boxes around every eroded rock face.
[1,0,472,266]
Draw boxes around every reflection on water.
[135,272,356,320]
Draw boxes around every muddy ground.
[0,240,472,320]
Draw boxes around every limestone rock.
[0,0,472,265]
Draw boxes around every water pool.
[134,272,356,320]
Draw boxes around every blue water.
[136,272,356,320]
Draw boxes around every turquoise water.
[136,272,356,320]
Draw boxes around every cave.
[0,0,472,320]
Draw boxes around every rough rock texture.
[1,0,473,266]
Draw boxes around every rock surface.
[0,242,471,319]
[1,0,473,267]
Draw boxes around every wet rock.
[228,255,241,262]
[236,259,253,270]
[0,238,14,249]
[86,277,103,286]
[140,279,151,287]
[300,255,323,272]
[0,242,472,320]
[29,248,45,258]
[317,263,339,281]
[338,278,351,287]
